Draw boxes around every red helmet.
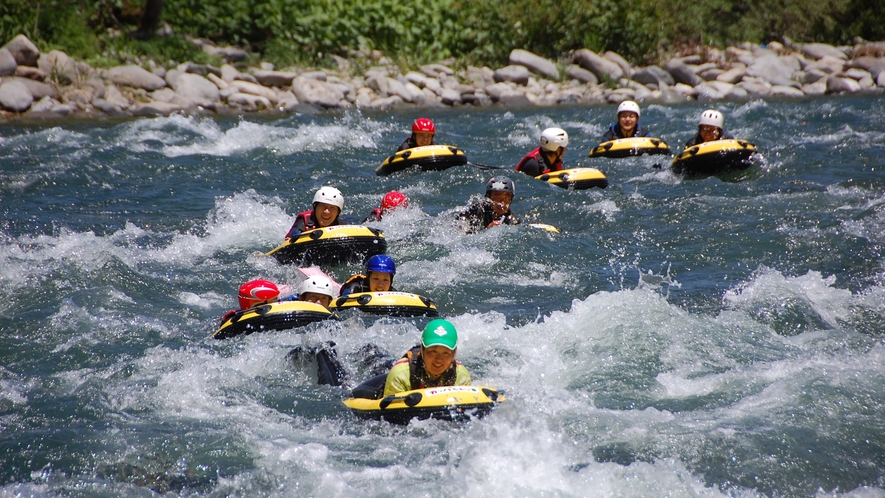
[381,191,408,210]
[412,118,435,134]
[238,279,280,310]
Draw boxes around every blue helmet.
[366,254,396,274]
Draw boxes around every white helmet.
[298,275,335,299]
[312,186,344,211]
[617,100,641,118]
[699,109,724,129]
[539,127,569,151]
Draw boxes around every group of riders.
[222,103,735,399]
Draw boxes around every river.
[1,96,884,497]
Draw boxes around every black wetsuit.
[456,196,520,234]
[285,210,345,239]
[685,130,734,147]
[603,123,650,141]
[397,135,437,152]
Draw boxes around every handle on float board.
[529,223,560,233]
[467,161,509,170]
[379,392,423,410]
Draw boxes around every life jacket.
[514,147,562,174]
[339,274,396,296]
[285,210,316,239]
[606,123,649,140]
[402,346,458,390]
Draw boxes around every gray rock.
[716,64,746,84]
[804,55,845,74]
[484,82,512,101]
[632,65,674,86]
[291,75,346,108]
[664,58,702,86]
[386,78,423,103]
[796,69,828,84]
[573,49,623,80]
[151,87,194,107]
[92,98,127,116]
[746,54,800,87]
[0,48,17,76]
[229,80,278,102]
[227,92,271,110]
[2,35,40,66]
[439,88,462,105]
[103,85,130,109]
[857,75,875,89]
[658,87,690,104]
[799,43,847,61]
[493,65,531,85]
[496,90,532,107]
[725,86,749,100]
[847,56,885,78]
[420,64,454,78]
[700,68,724,81]
[604,51,633,78]
[221,46,249,63]
[180,62,221,78]
[801,80,828,95]
[769,85,805,97]
[164,68,184,87]
[6,76,54,99]
[251,70,297,87]
[565,64,598,84]
[365,95,405,110]
[106,65,166,90]
[276,90,299,111]
[0,80,33,111]
[826,75,861,93]
[737,78,772,96]
[130,101,187,116]
[27,95,58,113]
[37,50,78,84]
[404,71,428,88]
[220,64,240,83]
[843,68,872,80]
[365,72,389,96]
[171,73,219,104]
[14,65,47,80]
[509,49,559,80]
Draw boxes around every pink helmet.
[238,279,280,309]
[412,118,435,134]
[381,191,408,210]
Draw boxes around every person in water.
[456,176,520,233]
[514,127,568,177]
[339,254,398,296]
[219,279,285,323]
[296,274,336,308]
[603,100,650,141]
[397,118,437,151]
[284,186,345,239]
[364,191,409,223]
[382,318,472,396]
[685,109,734,147]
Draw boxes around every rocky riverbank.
[1,34,884,120]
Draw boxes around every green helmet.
[421,319,458,350]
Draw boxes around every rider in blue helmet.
[339,254,398,296]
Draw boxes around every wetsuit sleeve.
[638,125,650,137]
[339,276,366,297]
[684,133,701,147]
[396,137,413,152]
[383,360,412,396]
[517,157,544,177]
[456,200,486,234]
[602,127,616,141]
[455,364,472,386]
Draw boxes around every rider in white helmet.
[685,109,733,147]
[285,186,346,238]
[514,127,568,177]
[297,274,336,308]
[603,100,650,141]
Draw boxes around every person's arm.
[517,157,543,177]
[383,361,412,396]
[455,364,472,386]
[602,127,616,141]
[396,137,413,151]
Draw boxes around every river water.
[1,96,884,497]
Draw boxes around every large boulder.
[2,35,40,66]
[509,49,559,80]
[252,69,298,87]
[0,79,33,111]
[37,50,79,84]
[799,43,847,61]
[573,49,623,81]
[228,80,278,102]
[493,65,531,85]
[825,75,861,93]
[105,65,166,90]
[632,65,674,87]
[291,76,345,108]
[603,51,633,79]
[847,56,885,79]
[746,54,800,87]
[664,58,702,86]
[0,48,17,76]
[716,64,747,84]
[6,76,54,99]
[171,73,219,104]
[130,101,188,116]
[565,64,598,85]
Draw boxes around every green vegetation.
[2,0,883,70]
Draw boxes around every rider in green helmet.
[382,319,472,396]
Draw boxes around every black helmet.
[486,176,515,197]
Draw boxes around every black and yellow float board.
[213,301,333,340]
[343,385,505,424]
[376,145,468,176]
[330,291,439,317]
[671,139,758,176]
[267,225,387,266]
[588,137,671,158]
[536,167,608,189]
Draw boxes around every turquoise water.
[1,96,884,497]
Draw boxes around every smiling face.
[618,111,638,136]
[368,271,392,292]
[301,291,331,308]
[700,125,721,143]
[314,202,340,227]
[422,345,455,378]
[487,190,513,216]
[414,132,434,146]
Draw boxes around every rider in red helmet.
[364,190,409,222]
[397,118,438,151]
[220,279,283,323]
